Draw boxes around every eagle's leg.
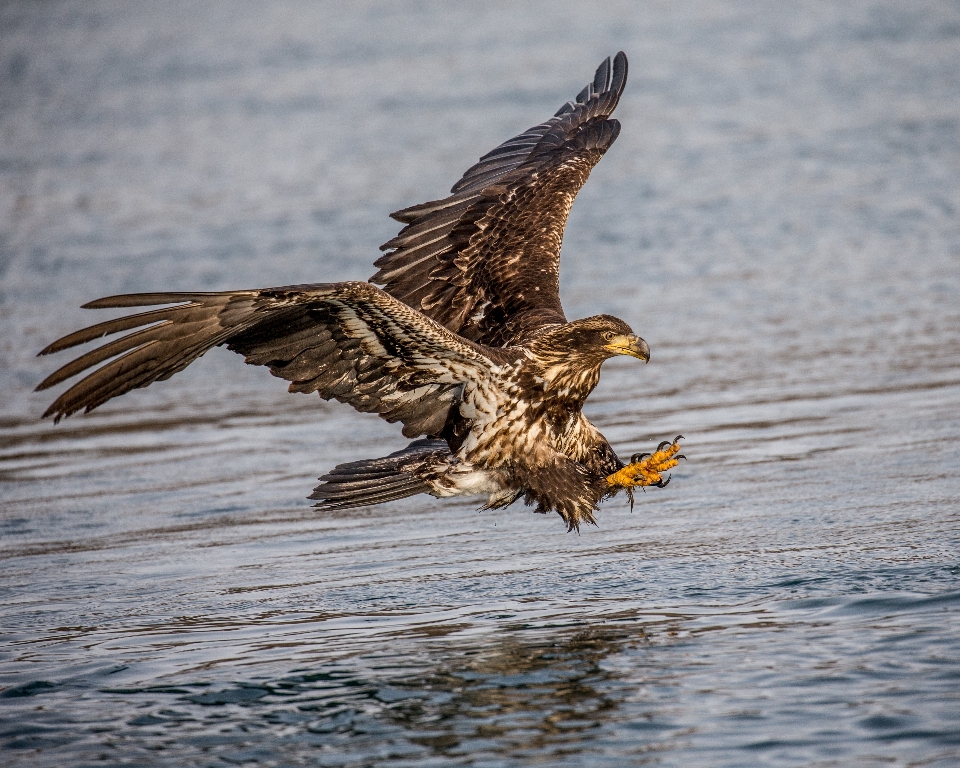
[605,435,685,489]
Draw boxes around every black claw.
[657,475,672,488]
[630,452,650,464]
[675,435,684,442]
[657,441,670,452]
[675,454,687,461]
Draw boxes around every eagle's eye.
[602,331,615,341]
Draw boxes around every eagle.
[36,52,684,531]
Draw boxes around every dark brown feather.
[372,52,628,347]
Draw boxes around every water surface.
[2,1,960,765]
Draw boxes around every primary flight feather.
[37,52,684,531]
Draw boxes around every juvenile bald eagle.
[36,52,683,531]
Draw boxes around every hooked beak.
[604,333,650,362]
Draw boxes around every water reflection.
[84,623,653,765]
[393,628,631,756]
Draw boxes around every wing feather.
[37,282,497,437]
[372,52,628,347]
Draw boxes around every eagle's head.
[532,315,649,365]
[525,315,649,401]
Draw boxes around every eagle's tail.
[309,439,450,510]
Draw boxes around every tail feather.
[310,439,449,510]
[312,481,427,509]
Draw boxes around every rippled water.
[2,1,960,765]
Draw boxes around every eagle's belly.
[461,402,546,466]
[429,369,606,510]
[457,377,586,468]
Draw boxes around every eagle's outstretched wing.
[371,52,627,347]
[36,282,494,437]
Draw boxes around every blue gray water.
[2,1,960,765]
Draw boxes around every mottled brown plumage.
[36,52,684,531]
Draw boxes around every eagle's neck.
[527,352,603,412]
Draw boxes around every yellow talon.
[606,435,684,488]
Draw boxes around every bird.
[36,51,684,532]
